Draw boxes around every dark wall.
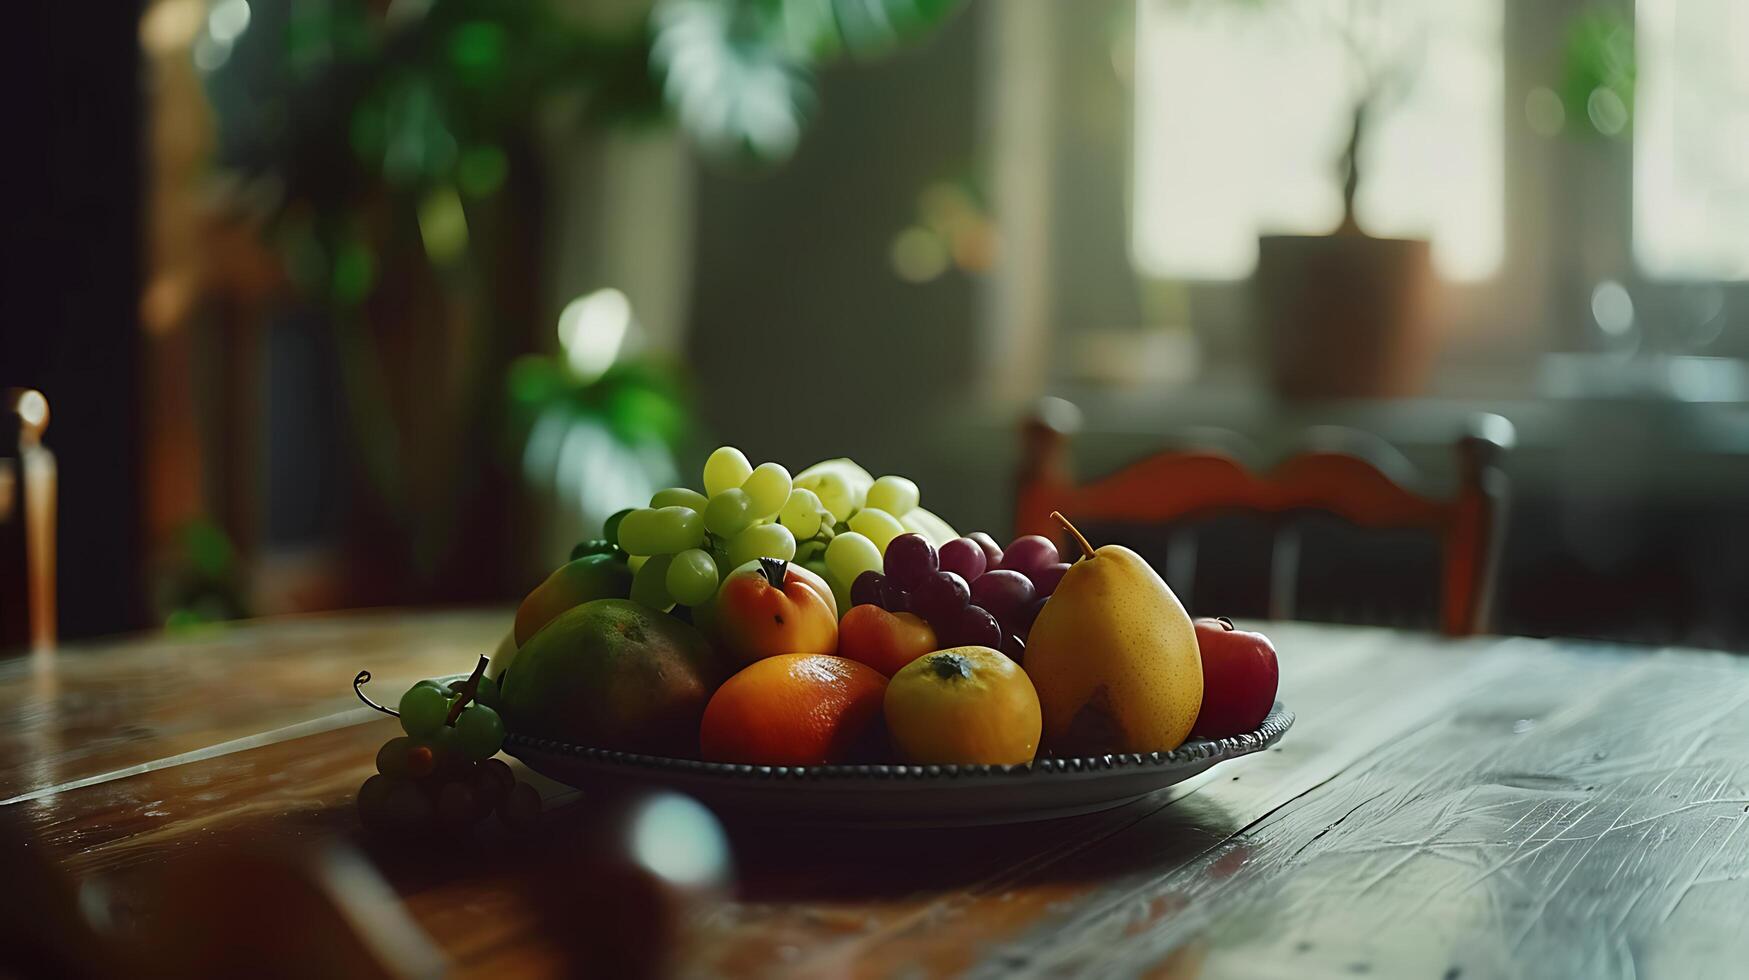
[1,2,145,640]
[685,6,984,476]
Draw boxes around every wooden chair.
[1,388,55,650]
[1015,405,1514,636]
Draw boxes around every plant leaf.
[652,0,816,161]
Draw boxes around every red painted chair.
[1015,406,1514,637]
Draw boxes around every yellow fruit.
[1025,512,1202,755]
[884,646,1041,765]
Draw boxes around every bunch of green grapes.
[797,471,926,614]
[609,448,932,615]
[356,661,540,834]
[612,447,820,612]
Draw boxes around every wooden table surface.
[5,609,1749,978]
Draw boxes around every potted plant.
[1252,2,1434,400]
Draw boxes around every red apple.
[1190,618,1279,738]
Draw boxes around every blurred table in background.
[5,610,1749,977]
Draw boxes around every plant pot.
[1255,233,1435,399]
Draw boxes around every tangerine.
[884,645,1041,765]
[699,654,888,765]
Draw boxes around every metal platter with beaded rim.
[502,702,1293,828]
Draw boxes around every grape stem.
[352,671,399,717]
[444,655,490,727]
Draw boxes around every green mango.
[513,554,634,646]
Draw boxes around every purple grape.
[969,569,1035,627]
[1030,562,1072,597]
[999,535,1060,579]
[1001,633,1027,664]
[967,531,1004,569]
[883,533,938,589]
[878,579,911,614]
[1014,595,1049,639]
[938,537,988,582]
[939,604,1002,650]
[851,570,886,609]
[910,570,970,626]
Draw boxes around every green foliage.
[206,0,964,308]
[507,356,692,452]
[1560,8,1635,140]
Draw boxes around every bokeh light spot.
[1586,86,1629,136]
[890,227,949,283]
[1525,87,1565,136]
[417,187,469,266]
[557,288,632,382]
[1590,280,1635,336]
[207,0,251,45]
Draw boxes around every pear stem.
[1051,511,1096,561]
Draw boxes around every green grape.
[627,554,648,573]
[866,475,920,516]
[617,506,705,555]
[848,507,906,551]
[742,462,792,519]
[810,472,855,523]
[825,531,883,587]
[631,553,676,610]
[453,703,505,761]
[376,736,414,777]
[666,548,720,606]
[602,508,634,546]
[703,446,753,497]
[703,488,756,537]
[800,557,831,584]
[794,538,827,564]
[651,487,709,511]
[569,538,620,561]
[436,781,480,829]
[728,523,797,567]
[358,774,434,831]
[471,760,511,812]
[399,683,449,738]
[779,488,824,539]
[472,675,500,710]
[428,722,463,765]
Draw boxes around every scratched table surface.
[5,609,1748,978]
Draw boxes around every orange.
[699,654,888,765]
[884,646,1041,765]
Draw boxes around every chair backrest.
[1,389,55,651]
[1015,406,1514,636]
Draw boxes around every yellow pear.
[1026,512,1203,755]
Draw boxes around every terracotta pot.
[1255,233,1435,399]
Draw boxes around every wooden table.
[6,610,1748,977]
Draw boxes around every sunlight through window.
[1634,0,1749,280]
[1131,0,1502,282]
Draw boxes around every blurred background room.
[4,0,1747,651]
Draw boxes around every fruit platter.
[353,451,1290,830]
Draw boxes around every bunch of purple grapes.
[851,531,1069,662]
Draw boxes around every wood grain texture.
[0,609,505,800]
[3,612,1746,978]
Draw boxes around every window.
[1635,0,1749,280]
[1131,0,1503,282]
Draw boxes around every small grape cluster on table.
[354,659,541,835]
